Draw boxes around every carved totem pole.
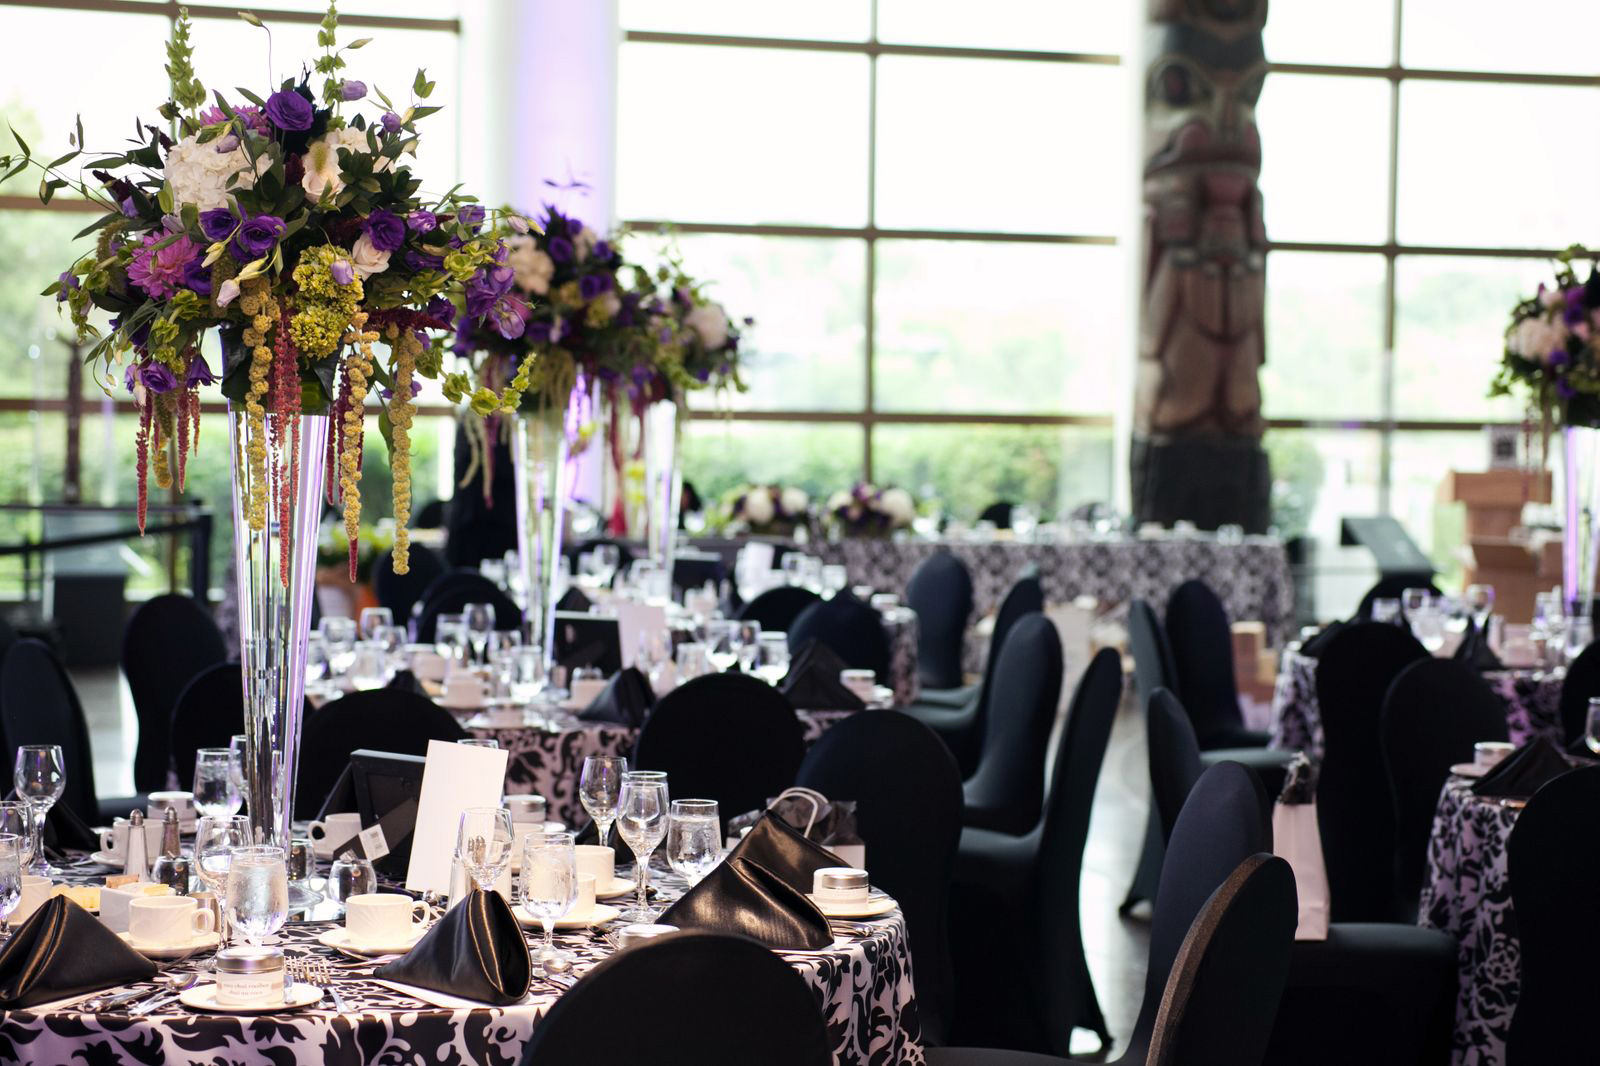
[1132,0,1272,532]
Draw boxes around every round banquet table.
[0,868,924,1066]
[1268,645,1564,763]
[1417,775,1522,1066]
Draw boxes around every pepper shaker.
[150,807,191,894]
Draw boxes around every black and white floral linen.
[1418,776,1521,1066]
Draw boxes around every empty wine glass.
[194,748,243,819]
[0,803,33,872]
[703,619,737,672]
[1370,598,1402,625]
[14,745,64,876]
[510,646,547,703]
[592,544,621,587]
[195,814,250,948]
[358,606,394,642]
[228,734,249,799]
[666,799,721,888]
[225,845,288,948]
[757,633,790,683]
[0,835,20,940]
[320,616,358,676]
[463,603,495,664]
[435,613,469,665]
[326,856,377,913]
[522,830,577,972]
[675,641,710,682]
[580,755,627,848]
[616,776,669,922]
[304,634,330,689]
[456,807,515,893]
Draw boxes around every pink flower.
[126,232,201,299]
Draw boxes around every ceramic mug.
[575,844,615,888]
[1475,741,1516,769]
[345,892,429,945]
[13,875,51,924]
[128,896,215,945]
[307,813,362,854]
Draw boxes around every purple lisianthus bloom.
[1549,348,1571,368]
[380,111,402,134]
[330,259,355,286]
[456,205,486,231]
[199,208,235,242]
[408,209,438,233]
[55,271,78,303]
[120,197,139,219]
[140,363,179,394]
[405,249,445,272]
[339,80,367,101]
[578,272,613,301]
[264,89,314,132]
[1564,285,1587,327]
[181,257,213,296]
[490,295,531,340]
[465,264,515,318]
[425,295,455,324]
[1558,377,1578,400]
[213,133,240,153]
[228,214,286,262]
[593,239,612,262]
[549,236,573,264]
[361,209,406,253]
[568,218,583,237]
[185,354,217,387]
[526,320,554,344]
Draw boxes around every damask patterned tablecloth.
[1418,776,1521,1066]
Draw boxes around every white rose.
[575,227,597,261]
[597,291,622,319]
[507,236,555,295]
[349,232,391,278]
[826,491,851,513]
[1512,317,1568,363]
[743,490,775,525]
[684,302,729,350]
[880,488,916,525]
[301,126,392,202]
[780,487,809,515]
[163,133,257,212]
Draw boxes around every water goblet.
[757,633,790,683]
[194,747,243,820]
[616,777,669,922]
[225,845,288,948]
[14,745,64,877]
[0,803,33,872]
[326,856,377,913]
[304,634,330,689]
[463,603,495,664]
[592,544,621,587]
[194,814,251,948]
[0,835,21,940]
[350,639,391,690]
[522,831,577,973]
[1370,598,1402,625]
[580,755,627,848]
[732,620,762,672]
[666,799,721,887]
[456,807,515,893]
[319,616,358,676]
[358,606,394,642]
[435,613,469,665]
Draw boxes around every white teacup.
[569,874,597,919]
[505,794,547,826]
[307,813,362,855]
[13,875,51,924]
[146,791,195,824]
[345,892,429,945]
[128,895,215,946]
[575,844,615,887]
[444,674,487,708]
[840,669,877,700]
[409,647,447,682]
[1475,741,1516,769]
[99,819,162,862]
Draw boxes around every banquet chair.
[947,647,1121,1053]
[977,500,1015,529]
[412,570,522,643]
[1120,598,1182,914]
[1315,622,1429,923]
[1148,689,1206,841]
[518,931,830,1066]
[906,574,1044,776]
[1556,640,1600,746]
[169,662,245,791]
[1379,658,1508,915]
[736,585,820,634]
[1356,575,1442,621]
[796,710,962,1043]
[1164,579,1271,748]
[632,672,804,833]
[787,594,891,682]
[372,541,444,634]
[1504,764,1600,1066]
[905,549,974,691]
[119,593,228,793]
[295,688,466,819]
[961,614,1062,834]
[0,638,144,824]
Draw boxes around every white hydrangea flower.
[780,487,809,515]
[163,133,257,212]
[507,236,555,295]
[685,302,729,350]
[743,489,775,525]
[880,488,916,525]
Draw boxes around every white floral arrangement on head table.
[825,483,916,538]
[718,483,810,536]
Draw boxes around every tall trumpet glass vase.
[1562,424,1600,617]
[514,399,576,659]
[228,403,330,848]
[641,398,681,572]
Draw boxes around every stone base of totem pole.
[1131,434,1271,534]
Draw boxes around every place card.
[616,602,667,669]
[404,740,509,895]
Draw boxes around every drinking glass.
[703,619,737,672]
[304,634,330,687]
[522,830,577,972]
[1402,588,1431,619]
[510,646,547,704]
[592,544,621,587]
[1566,616,1594,665]
[666,799,721,888]
[319,616,358,676]
[463,603,495,663]
[757,633,790,683]
[225,845,288,948]
[14,745,64,876]
[358,606,394,642]
[374,623,408,661]
[488,630,523,657]
[1370,598,1402,625]
[458,737,501,749]
[326,856,377,912]
[1586,698,1600,756]
[675,642,710,682]
[782,554,807,586]
[821,565,849,595]
[0,803,33,871]
[435,613,469,664]
[0,835,20,940]
[456,807,515,893]
[579,755,627,848]
[616,777,669,922]
[194,748,243,819]
[350,640,391,690]
[228,734,249,799]
[732,620,762,672]
[194,814,251,947]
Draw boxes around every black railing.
[0,503,214,603]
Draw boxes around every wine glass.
[229,734,250,803]
[458,737,501,749]
[592,544,621,587]
[1465,584,1495,627]
[350,640,391,690]
[732,620,762,672]
[319,616,358,676]
[359,606,394,642]
[510,646,547,704]
[435,613,468,664]
[666,799,721,888]
[757,633,790,683]
[1566,616,1594,665]
[579,755,627,847]
[326,856,377,913]
[703,619,737,672]
[463,603,495,664]
[456,807,515,893]
[0,803,33,873]
[225,845,288,948]
[1370,598,1402,625]
[194,814,251,947]
[304,634,330,690]
[616,777,669,922]
[14,745,64,876]
[522,830,577,973]
[0,835,20,940]
[193,748,243,819]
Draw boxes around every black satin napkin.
[727,810,847,895]
[1453,617,1504,672]
[386,668,428,697]
[556,587,594,614]
[577,666,656,727]
[374,888,531,1005]
[781,640,865,710]
[1299,620,1348,658]
[1472,737,1574,799]
[0,895,156,1009]
[658,856,832,951]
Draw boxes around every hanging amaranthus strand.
[152,393,174,491]
[341,312,379,582]
[134,397,152,533]
[237,279,279,532]
[386,326,417,576]
[174,387,189,492]
[273,305,303,589]
[326,361,348,508]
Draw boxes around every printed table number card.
[404,740,509,895]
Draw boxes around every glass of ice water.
[666,800,721,888]
[225,845,288,948]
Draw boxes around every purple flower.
[199,208,235,242]
[339,80,367,101]
[380,111,402,134]
[185,354,216,387]
[1549,348,1571,368]
[264,89,314,132]
[119,197,139,219]
[568,218,584,237]
[406,248,445,272]
[425,295,455,324]
[593,239,612,261]
[457,205,486,230]
[127,232,201,299]
[330,259,355,286]
[1558,377,1578,400]
[199,104,270,136]
[55,271,78,303]
[181,257,213,296]
[213,133,240,153]
[465,264,515,318]
[140,363,179,394]
[526,320,554,344]
[408,209,438,233]
[549,236,573,264]
[1565,286,1587,327]
[228,214,286,262]
[361,209,406,253]
[578,273,613,301]
[489,295,531,340]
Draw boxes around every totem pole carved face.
[1136,0,1269,438]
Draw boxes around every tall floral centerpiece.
[1491,250,1600,614]
[2,5,507,846]
[716,484,810,538]
[825,484,917,540]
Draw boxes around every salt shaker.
[123,809,150,879]
[150,807,191,894]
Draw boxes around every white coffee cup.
[1475,741,1516,769]
[505,794,547,826]
[307,813,362,855]
[444,673,487,708]
[409,646,447,681]
[146,791,196,823]
[13,875,51,924]
[345,892,429,945]
[567,874,598,920]
[128,895,215,946]
[99,819,162,862]
[840,669,877,700]
[575,844,615,887]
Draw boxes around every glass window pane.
[1390,429,1490,583]
[633,234,866,411]
[876,0,1130,55]
[222,1,457,15]
[1261,252,1386,419]
[680,421,864,502]
[1402,0,1600,75]
[1398,82,1600,250]
[1263,0,1393,66]
[617,44,868,226]
[1264,428,1381,545]
[874,241,1123,414]
[619,0,868,40]
[875,57,1127,234]
[0,211,103,401]
[1393,256,1550,420]
[872,424,1113,523]
[1257,74,1389,244]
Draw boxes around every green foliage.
[165,8,207,118]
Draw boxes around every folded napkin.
[781,640,864,711]
[658,856,832,951]
[1298,620,1348,658]
[0,896,156,1009]
[386,668,428,698]
[374,888,531,1006]
[577,667,656,727]
[556,587,594,614]
[1472,737,1574,800]
[1453,617,1504,672]
[726,810,847,895]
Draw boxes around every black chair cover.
[1557,640,1600,745]
[632,673,804,833]
[120,594,227,793]
[977,501,1015,529]
[296,688,466,819]
[962,613,1062,834]
[518,932,831,1066]
[737,585,821,634]
[372,542,445,634]
[169,662,246,791]
[1165,579,1268,749]
[1122,600,1185,914]
[413,570,522,643]
[787,595,891,681]
[796,710,962,1043]
[1314,622,1428,923]
[1149,688,1206,843]
[905,550,974,690]
[1379,658,1508,913]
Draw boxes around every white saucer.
[592,877,638,900]
[1450,762,1489,779]
[118,930,221,959]
[515,902,621,930]
[806,894,898,919]
[439,696,488,712]
[317,924,427,956]
[89,850,125,867]
[468,714,528,730]
[179,981,323,1014]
